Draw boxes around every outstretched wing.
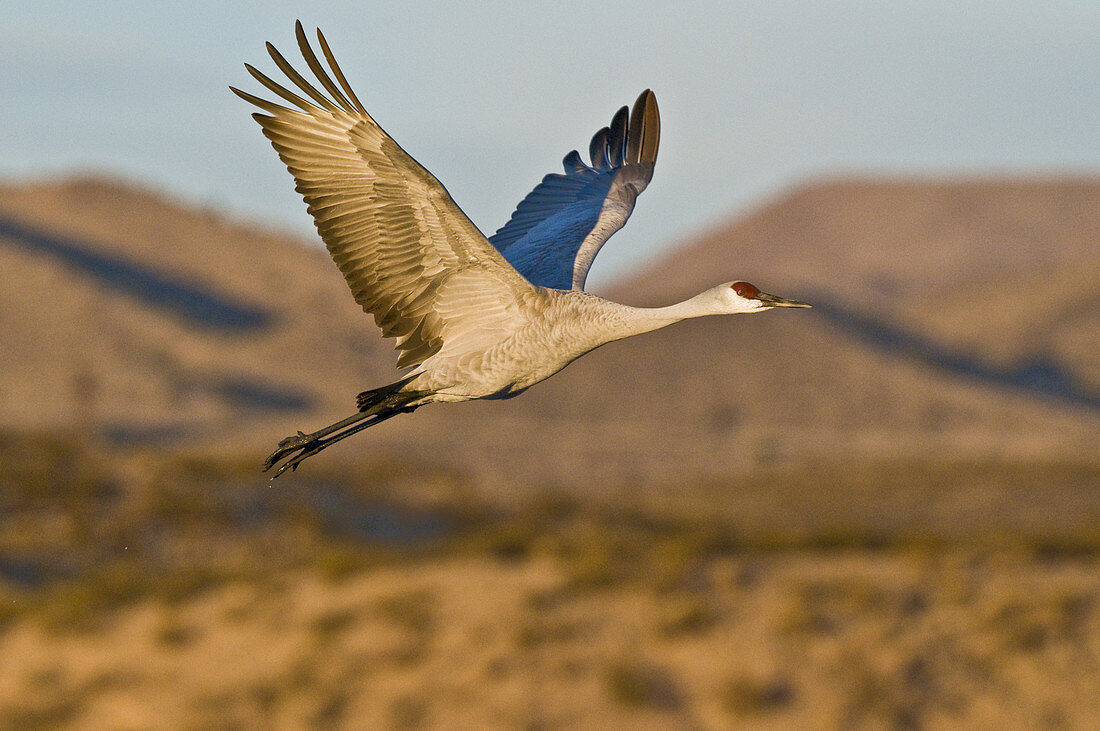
[489,90,660,291]
[231,22,533,369]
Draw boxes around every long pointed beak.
[757,291,812,308]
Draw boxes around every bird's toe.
[263,431,318,472]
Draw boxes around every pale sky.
[3,1,1098,288]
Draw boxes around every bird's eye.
[731,281,759,299]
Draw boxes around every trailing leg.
[263,376,423,476]
[265,405,416,477]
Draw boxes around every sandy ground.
[3,549,1098,729]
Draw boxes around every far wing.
[489,90,660,291]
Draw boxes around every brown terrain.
[0,175,1097,728]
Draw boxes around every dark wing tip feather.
[315,27,369,115]
[229,84,283,118]
[229,85,264,107]
[264,39,339,112]
[626,89,660,165]
[235,23,369,121]
[243,62,317,112]
[294,20,356,111]
[589,127,611,169]
[562,150,587,173]
[607,106,628,167]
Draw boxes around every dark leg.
[264,376,425,477]
[262,409,375,472]
[265,406,414,477]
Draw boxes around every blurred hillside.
[2,174,1099,727]
[1,175,1096,503]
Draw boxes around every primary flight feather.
[233,22,811,476]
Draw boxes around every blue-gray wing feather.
[489,90,660,291]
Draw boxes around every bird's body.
[407,286,763,402]
[234,23,810,476]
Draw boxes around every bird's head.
[716,281,812,313]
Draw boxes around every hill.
[1,175,1097,519]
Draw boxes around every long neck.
[594,289,733,344]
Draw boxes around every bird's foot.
[263,430,316,474]
[267,446,319,478]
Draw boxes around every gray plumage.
[233,22,810,476]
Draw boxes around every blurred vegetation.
[1,429,1099,727]
[3,429,1100,627]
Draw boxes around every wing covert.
[489,90,660,291]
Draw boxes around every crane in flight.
[233,22,811,477]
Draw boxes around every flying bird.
[233,22,811,477]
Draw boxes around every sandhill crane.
[233,22,811,477]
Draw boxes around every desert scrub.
[657,595,718,638]
[721,674,796,717]
[374,588,438,637]
[155,611,199,647]
[606,658,684,711]
[310,607,359,644]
